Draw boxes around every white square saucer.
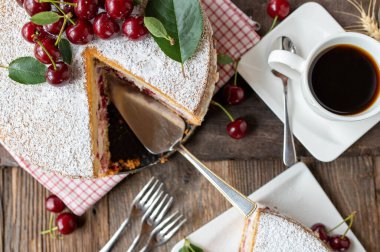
[171,163,365,251]
[238,2,380,162]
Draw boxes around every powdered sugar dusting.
[93,15,212,112]
[241,209,331,252]
[0,1,215,177]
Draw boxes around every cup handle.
[268,50,306,79]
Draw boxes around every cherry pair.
[44,195,78,235]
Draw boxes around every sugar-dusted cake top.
[254,210,331,252]
[0,1,215,177]
[240,208,331,252]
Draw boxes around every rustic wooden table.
[1,0,380,251]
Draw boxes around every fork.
[127,192,174,252]
[139,211,187,252]
[100,177,163,252]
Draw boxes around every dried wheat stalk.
[342,0,380,41]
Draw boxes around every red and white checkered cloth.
[8,0,260,216]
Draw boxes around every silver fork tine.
[161,217,187,241]
[143,191,163,219]
[133,177,156,203]
[152,211,179,233]
[100,177,158,252]
[149,194,169,222]
[139,212,186,252]
[154,196,173,224]
[127,190,165,252]
[159,214,184,236]
[139,180,161,206]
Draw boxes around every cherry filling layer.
[94,63,162,175]
[95,66,111,175]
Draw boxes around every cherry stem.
[268,16,278,32]
[328,211,357,235]
[40,0,76,6]
[48,213,54,238]
[233,60,240,86]
[41,226,58,235]
[211,100,235,122]
[0,65,9,70]
[55,17,68,46]
[181,63,185,78]
[36,39,57,70]
[51,2,75,25]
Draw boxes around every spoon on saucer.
[271,36,297,167]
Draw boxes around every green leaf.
[58,39,72,64]
[8,57,46,84]
[217,54,234,65]
[145,0,203,63]
[31,11,61,25]
[178,239,204,252]
[144,17,170,40]
[133,0,142,5]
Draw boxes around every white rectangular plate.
[172,163,365,251]
[238,2,380,162]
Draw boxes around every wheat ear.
[345,0,380,41]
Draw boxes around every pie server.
[109,76,257,218]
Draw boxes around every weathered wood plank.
[2,156,378,251]
[374,156,380,243]
[303,156,380,252]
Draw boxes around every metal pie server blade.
[109,74,257,217]
[108,74,185,155]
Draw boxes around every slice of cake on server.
[0,1,218,178]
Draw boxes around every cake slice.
[0,1,218,178]
[240,208,332,252]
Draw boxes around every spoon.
[271,36,297,167]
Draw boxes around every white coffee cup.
[268,32,380,121]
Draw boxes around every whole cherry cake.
[0,0,218,177]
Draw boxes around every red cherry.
[56,213,78,235]
[227,118,248,139]
[329,235,351,251]
[60,0,75,15]
[21,22,47,43]
[223,85,245,105]
[45,195,66,213]
[74,0,99,20]
[105,0,133,20]
[16,0,24,7]
[46,62,71,85]
[66,20,94,45]
[34,38,61,64]
[93,12,120,39]
[311,223,330,243]
[23,0,51,16]
[267,0,290,20]
[44,14,65,35]
[122,16,148,40]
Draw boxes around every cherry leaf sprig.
[144,0,203,65]
[30,11,61,25]
[217,54,234,65]
[58,39,72,64]
[217,54,240,87]
[179,239,204,252]
[144,17,175,45]
[0,57,47,84]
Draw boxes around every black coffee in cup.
[309,44,379,115]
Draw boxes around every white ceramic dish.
[238,2,380,162]
[171,163,365,251]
